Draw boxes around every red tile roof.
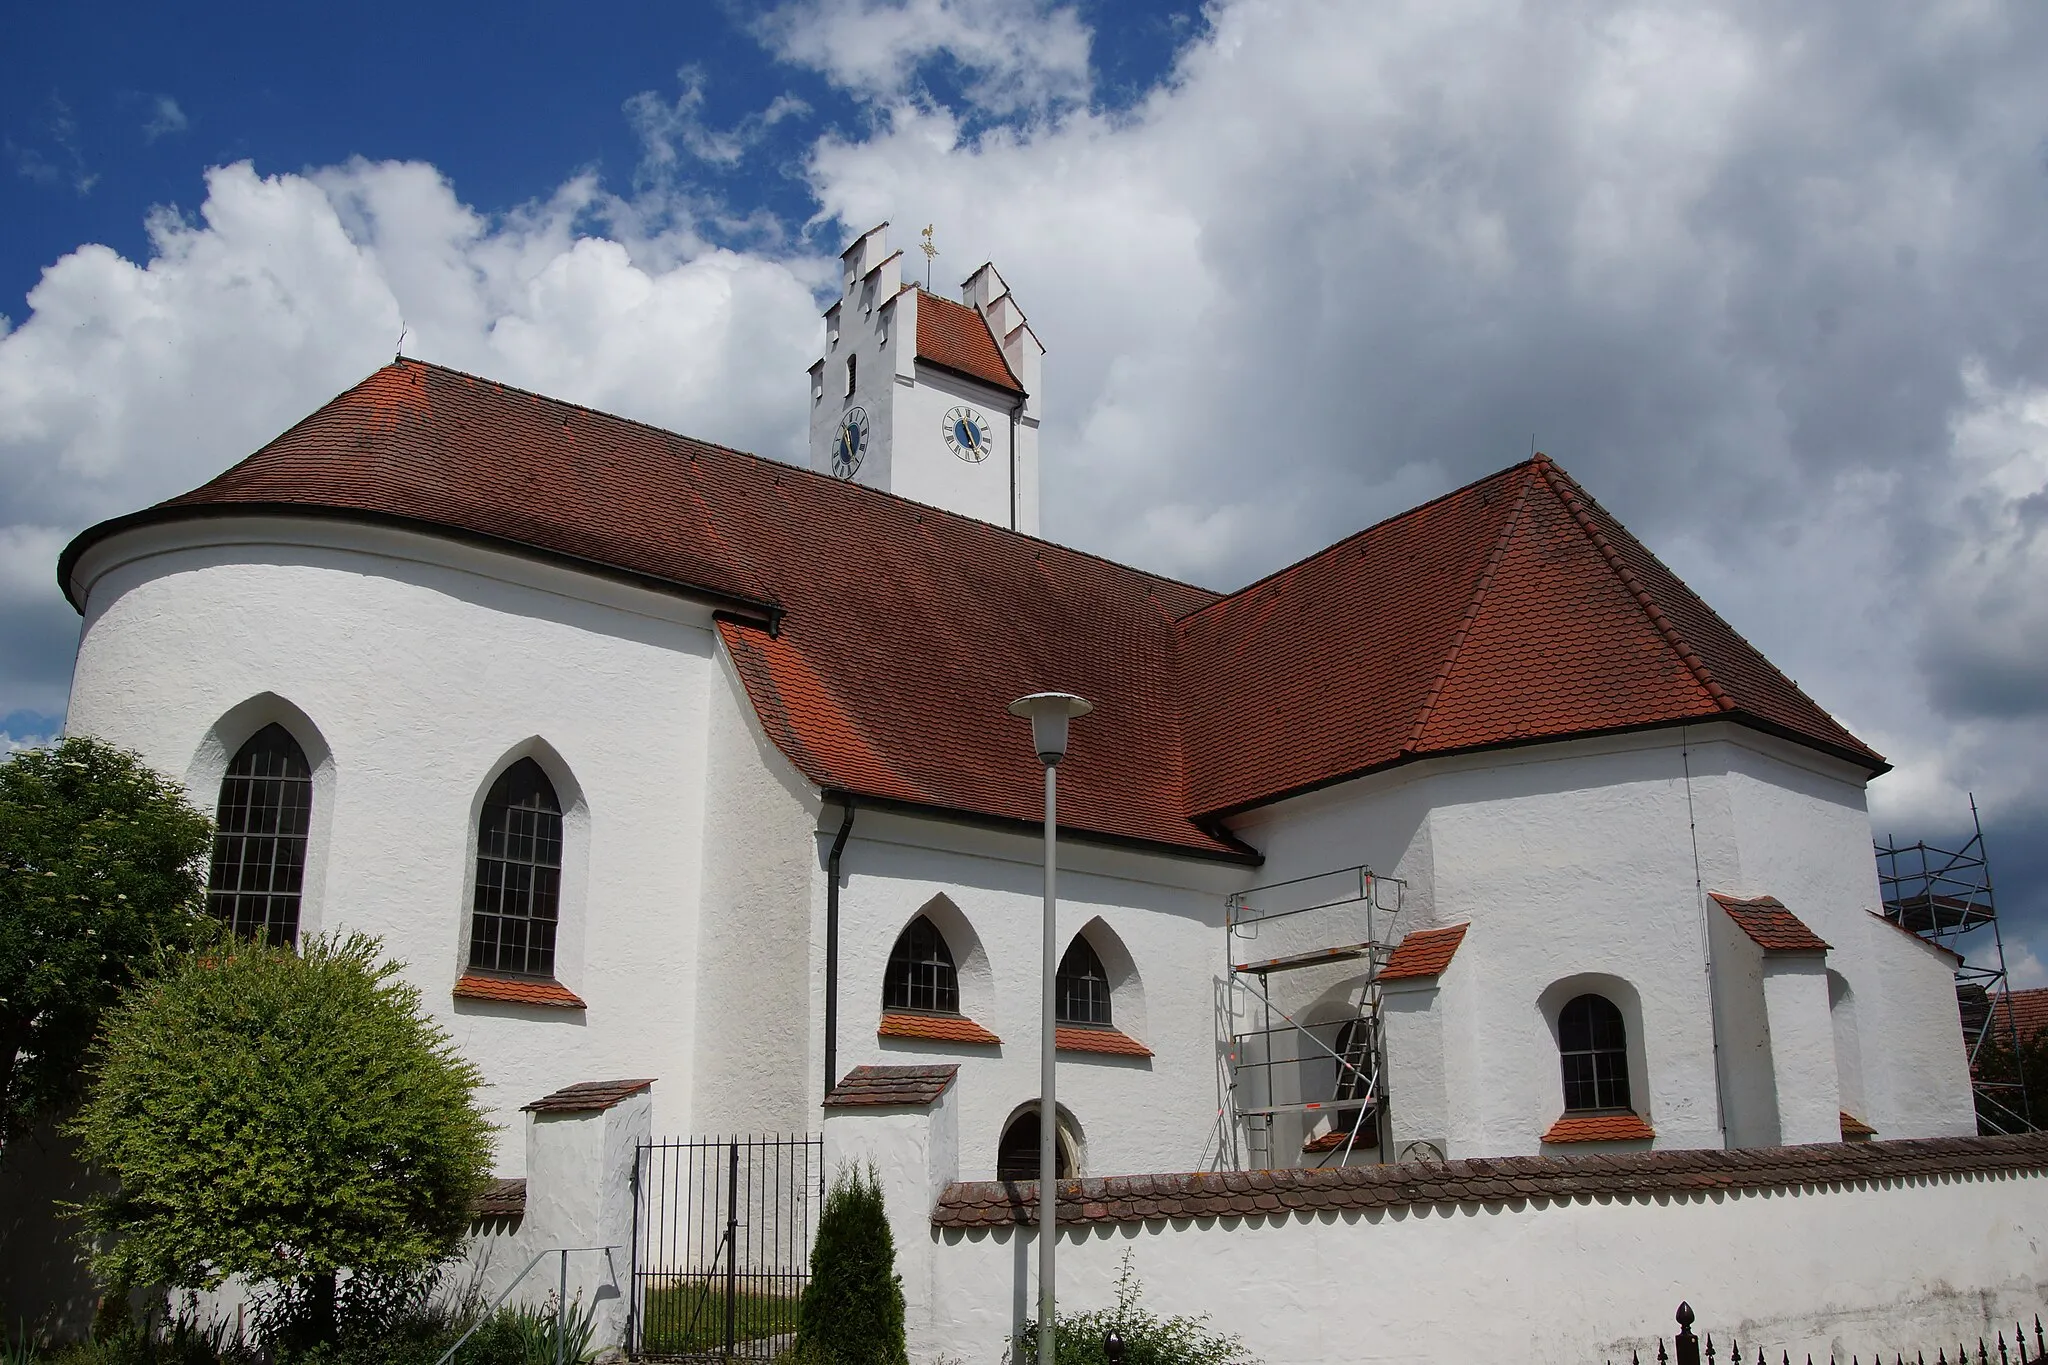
[1055,1026,1152,1058]
[1709,894,1831,953]
[1541,1112,1655,1143]
[473,1177,527,1219]
[1380,923,1469,981]
[1990,988,2048,1045]
[454,974,587,1009]
[824,1064,959,1108]
[931,1132,2048,1228]
[879,1012,1002,1046]
[1840,1111,1876,1139]
[915,291,1024,394]
[65,362,1885,862]
[522,1078,655,1113]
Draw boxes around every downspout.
[823,797,858,1100]
[1009,398,1021,532]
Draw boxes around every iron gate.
[629,1135,824,1359]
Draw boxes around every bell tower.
[808,223,1044,535]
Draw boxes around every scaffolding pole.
[1220,866,1403,1169]
[1876,795,2032,1134]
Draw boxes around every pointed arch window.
[883,915,958,1014]
[1558,993,1631,1112]
[996,1108,1075,1182]
[1055,937,1112,1027]
[207,723,313,943]
[468,758,563,978]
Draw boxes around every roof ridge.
[1401,468,1535,754]
[1174,456,1538,629]
[1530,454,1736,713]
[361,359,1219,607]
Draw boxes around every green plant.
[0,736,214,1155]
[1018,1250,1258,1365]
[791,1163,908,1365]
[68,932,495,1346]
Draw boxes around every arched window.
[1055,936,1112,1027]
[469,758,563,978]
[207,723,314,943]
[996,1108,1075,1182]
[883,915,958,1014]
[1330,1017,1374,1111]
[1558,994,1631,1112]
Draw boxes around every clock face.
[831,406,869,480]
[943,406,992,463]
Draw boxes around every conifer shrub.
[791,1163,908,1365]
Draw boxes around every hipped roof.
[62,360,1885,862]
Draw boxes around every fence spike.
[1940,1350,1948,1365]
[1660,1340,1670,1365]
[2038,1322,2046,1365]
[2000,1332,2010,1365]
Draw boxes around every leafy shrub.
[69,932,494,1345]
[792,1164,908,1365]
[1019,1250,1257,1365]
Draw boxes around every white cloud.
[2,0,2047,866]
[142,96,189,143]
[625,69,810,177]
[757,0,1090,115]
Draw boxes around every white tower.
[808,223,1045,535]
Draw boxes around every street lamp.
[1007,690,1093,1365]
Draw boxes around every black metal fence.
[1611,1303,2048,1365]
[629,1134,824,1360]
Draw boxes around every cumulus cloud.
[757,0,1090,115]
[2,0,2047,877]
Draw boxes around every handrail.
[431,1245,621,1365]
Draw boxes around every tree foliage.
[1021,1249,1258,1365]
[69,932,494,1336]
[0,736,213,1151]
[793,1163,908,1365]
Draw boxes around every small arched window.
[469,758,563,978]
[207,723,314,944]
[1055,937,1112,1027]
[996,1108,1075,1182]
[883,916,958,1014]
[1558,994,1631,1112]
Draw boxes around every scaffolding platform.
[1217,866,1403,1171]
[1876,796,2031,1134]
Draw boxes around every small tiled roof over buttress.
[62,361,1885,861]
[1709,894,1830,953]
[1380,923,1469,981]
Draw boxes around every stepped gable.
[64,361,1883,861]
[1177,457,1882,817]
[915,290,1024,394]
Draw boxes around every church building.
[56,223,1975,1183]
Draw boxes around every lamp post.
[1007,691,1093,1365]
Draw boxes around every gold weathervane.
[920,224,938,288]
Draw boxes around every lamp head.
[1007,692,1093,765]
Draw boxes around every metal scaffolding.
[1217,865,1404,1170]
[1875,796,2032,1133]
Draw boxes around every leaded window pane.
[1055,937,1112,1027]
[207,723,313,944]
[468,759,563,978]
[1558,994,1632,1111]
[883,916,958,1014]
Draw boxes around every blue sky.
[4,0,2048,975]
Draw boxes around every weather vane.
[920,224,938,290]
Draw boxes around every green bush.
[1019,1250,1257,1365]
[791,1164,908,1365]
[0,735,213,1154]
[68,932,494,1346]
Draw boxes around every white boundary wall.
[919,1169,2048,1365]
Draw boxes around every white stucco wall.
[826,806,1249,1180]
[65,518,721,1172]
[917,1169,2048,1365]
